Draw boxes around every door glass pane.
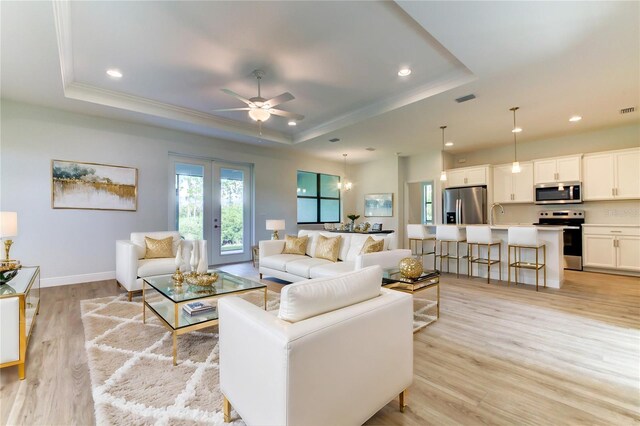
[176,163,204,240]
[297,198,318,223]
[320,199,340,222]
[320,174,340,198]
[220,168,244,254]
[297,171,317,197]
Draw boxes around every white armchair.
[115,231,207,300]
[218,266,414,425]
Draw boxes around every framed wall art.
[51,160,138,211]
[364,193,393,217]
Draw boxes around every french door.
[170,156,253,266]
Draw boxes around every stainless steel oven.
[535,181,582,205]
[533,210,585,270]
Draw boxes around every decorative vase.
[398,257,423,279]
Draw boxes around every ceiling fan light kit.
[216,69,304,130]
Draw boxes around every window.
[175,163,205,240]
[297,171,341,224]
[422,181,434,224]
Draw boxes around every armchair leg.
[399,389,407,413]
[128,291,133,302]
[259,273,263,280]
[223,395,231,423]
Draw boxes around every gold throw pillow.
[144,236,174,259]
[360,236,384,254]
[314,235,341,262]
[282,235,309,255]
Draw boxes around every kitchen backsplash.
[495,200,640,225]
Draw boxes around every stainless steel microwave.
[535,181,582,204]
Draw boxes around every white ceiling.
[1,1,638,162]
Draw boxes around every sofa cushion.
[360,236,384,254]
[282,235,308,255]
[131,231,181,260]
[285,257,332,278]
[278,266,382,322]
[144,236,174,259]
[137,258,176,278]
[309,261,356,279]
[260,254,307,271]
[346,234,387,261]
[313,235,341,262]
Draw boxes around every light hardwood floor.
[1,265,638,425]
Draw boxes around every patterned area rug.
[81,290,436,425]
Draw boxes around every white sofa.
[218,266,414,426]
[115,231,207,300]
[259,230,411,282]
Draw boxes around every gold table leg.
[18,363,25,380]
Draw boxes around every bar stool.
[466,226,501,284]
[407,224,436,270]
[508,227,546,291]
[435,225,466,277]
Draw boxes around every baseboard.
[41,271,116,288]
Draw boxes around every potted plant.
[347,214,360,231]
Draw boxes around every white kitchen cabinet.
[445,166,489,187]
[583,148,640,200]
[616,236,640,272]
[583,226,640,273]
[492,162,533,203]
[533,155,582,184]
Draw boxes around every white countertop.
[426,224,565,231]
[582,224,640,228]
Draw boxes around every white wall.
[0,100,344,285]
[452,123,639,167]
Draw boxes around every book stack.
[182,301,215,316]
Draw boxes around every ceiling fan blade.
[220,89,254,106]
[268,109,305,121]
[263,92,294,108]
[212,107,251,112]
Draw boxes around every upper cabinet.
[583,148,640,201]
[533,155,582,184]
[493,162,534,203]
[445,166,489,188]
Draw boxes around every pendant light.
[510,107,521,173]
[337,153,352,191]
[440,125,448,181]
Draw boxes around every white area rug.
[81,290,436,425]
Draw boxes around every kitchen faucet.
[490,203,504,226]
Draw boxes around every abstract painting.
[364,193,393,217]
[51,160,138,211]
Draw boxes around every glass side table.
[0,266,41,379]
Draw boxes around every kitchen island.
[424,225,564,288]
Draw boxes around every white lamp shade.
[266,219,285,231]
[0,212,17,238]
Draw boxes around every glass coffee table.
[142,270,266,365]
[382,268,440,324]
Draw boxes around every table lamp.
[266,219,285,240]
[0,211,18,264]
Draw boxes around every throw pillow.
[314,235,341,262]
[282,235,309,255]
[144,236,174,259]
[360,236,384,254]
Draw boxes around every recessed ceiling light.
[512,127,523,133]
[445,141,454,147]
[106,69,123,78]
[288,120,297,126]
[569,115,582,122]
[398,68,411,77]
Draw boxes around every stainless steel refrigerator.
[443,186,487,224]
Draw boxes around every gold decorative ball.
[398,257,423,279]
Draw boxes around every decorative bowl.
[185,272,219,287]
[0,266,21,285]
[398,257,423,279]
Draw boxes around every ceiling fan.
[214,70,304,130]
